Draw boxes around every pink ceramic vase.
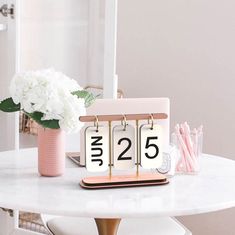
[37,127,65,177]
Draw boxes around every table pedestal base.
[44,216,192,235]
[95,218,121,235]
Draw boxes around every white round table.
[0,148,235,235]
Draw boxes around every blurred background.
[0,0,235,234]
[117,0,235,234]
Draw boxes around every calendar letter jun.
[85,126,109,172]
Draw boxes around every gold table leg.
[95,218,121,235]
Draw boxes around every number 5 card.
[140,124,163,169]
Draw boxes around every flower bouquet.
[0,69,95,176]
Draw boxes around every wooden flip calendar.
[79,98,170,189]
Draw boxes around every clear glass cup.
[171,131,203,174]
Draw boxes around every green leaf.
[0,97,21,112]
[26,112,60,129]
[72,90,89,98]
[72,90,96,108]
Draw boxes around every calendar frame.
[79,112,169,189]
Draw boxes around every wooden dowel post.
[108,120,112,178]
[136,119,139,177]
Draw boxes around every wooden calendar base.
[80,173,169,189]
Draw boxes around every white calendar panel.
[85,126,109,172]
[113,125,136,170]
[140,124,163,169]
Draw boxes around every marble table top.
[0,148,235,218]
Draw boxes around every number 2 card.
[113,125,136,170]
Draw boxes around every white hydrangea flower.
[58,97,86,133]
[10,68,86,133]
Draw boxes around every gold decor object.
[19,112,38,135]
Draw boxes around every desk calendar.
[79,113,169,189]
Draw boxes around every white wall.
[117,0,235,159]
[0,0,18,151]
[20,0,89,86]
[20,0,107,87]
[117,0,235,234]
[19,0,106,150]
